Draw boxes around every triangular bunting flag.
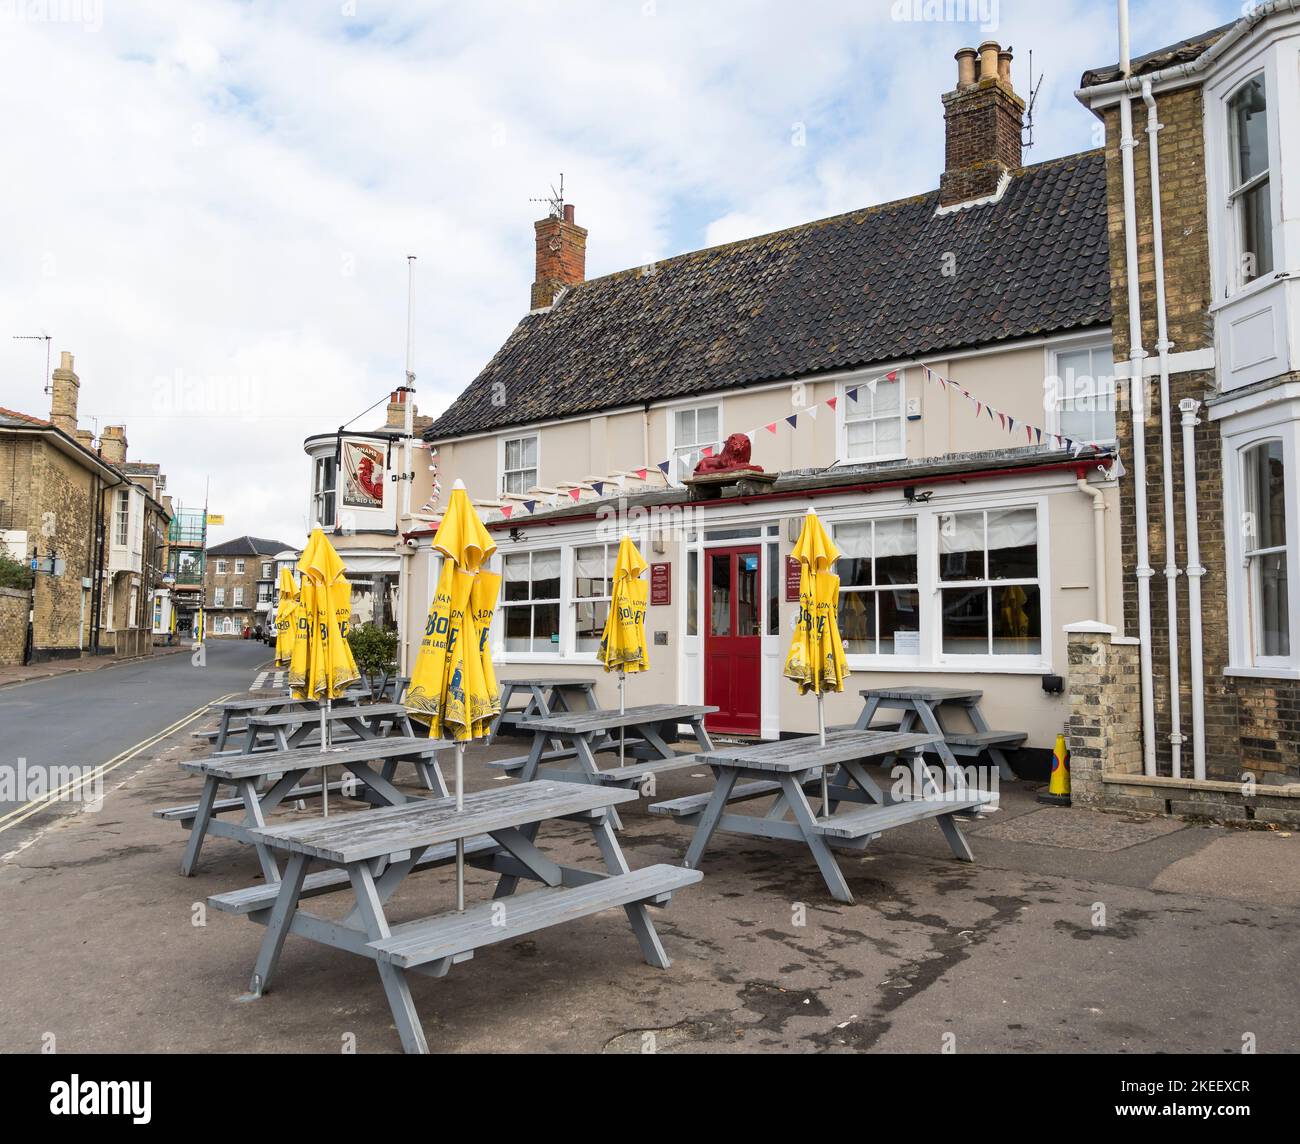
[523,500,537,513]
[806,405,819,420]
[500,504,514,519]
[764,422,778,434]
[592,481,605,496]
[700,446,714,459]
[997,412,1006,430]
[1034,427,1043,445]
[568,487,582,502]
[885,371,897,382]
[975,402,982,418]
[635,467,648,480]
[846,387,860,403]
[785,414,798,428]
[867,378,879,394]
[1026,425,1034,443]
[656,460,671,475]
[826,396,837,411]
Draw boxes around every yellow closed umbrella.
[597,533,649,766]
[784,507,850,813]
[404,479,500,910]
[273,567,300,667]
[293,528,361,815]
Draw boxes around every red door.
[704,546,762,736]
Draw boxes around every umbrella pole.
[619,669,626,767]
[455,741,465,912]
[817,692,830,816]
[322,698,331,817]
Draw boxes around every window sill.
[1207,271,1286,315]
[1224,664,1300,681]
[845,657,1053,676]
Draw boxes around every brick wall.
[1065,626,1142,807]
[531,206,588,310]
[940,79,1025,207]
[1095,86,1300,790]
[0,587,30,666]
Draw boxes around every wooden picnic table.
[853,687,1026,780]
[486,677,598,744]
[197,693,364,754]
[513,703,718,796]
[208,781,702,1054]
[240,702,415,753]
[155,736,453,880]
[649,729,996,904]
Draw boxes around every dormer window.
[1227,75,1273,286]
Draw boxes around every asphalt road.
[0,640,271,829]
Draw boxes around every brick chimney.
[49,350,80,436]
[531,203,587,310]
[939,41,1025,208]
[99,425,127,465]
[385,389,409,430]
[74,428,96,452]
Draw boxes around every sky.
[0,0,1245,548]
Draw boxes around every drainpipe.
[1142,77,1184,778]
[1180,399,1207,779]
[1076,471,1108,625]
[1117,0,1157,775]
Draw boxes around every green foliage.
[347,622,398,678]
[0,551,33,590]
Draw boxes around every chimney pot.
[563,203,575,224]
[955,48,977,89]
[978,40,1000,82]
[998,48,1013,85]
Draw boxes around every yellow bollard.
[1038,733,1071,806]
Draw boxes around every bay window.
[834,518,920,655]
[312,455,337,528]
[938,508,1041,656]
[843,372,905,462]
[1227,75,1273,285]
[1242,439,1290,661]
[501,548,560,653]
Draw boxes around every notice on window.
[893,630,921,656]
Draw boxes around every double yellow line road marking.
[0,692,238,837]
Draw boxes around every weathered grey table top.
[210,694,360,714]
[182,736,453,780]
[520,704,717,735]
[859,687,983,702]
[699,729,941,773]
[248,781,639,863]
[246,702,409,728]
[501,678,598,690]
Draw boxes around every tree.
[347,622,399,699]
[0,551,33,591]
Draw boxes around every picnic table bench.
[240,702,415,753]
[208,781,701,1054]
[650,729,996,903]
[853,687,1026,780]
[486,677,598,744]
[155,736,453,879]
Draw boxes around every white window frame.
[312,454,337,529]
[498,545,563,658]
[823,495,1051,673]
[1223,411,1299,677]
[833,517,921,659]
[261,562,272,579]
[499,433,540,497]
[571,541,615,658]
[667,401,722,483]
[214,587,226,607]
[233,586,244,608]
[234,558,245,575]
[838,371,907,464]
[115,490,130,547]
[1225,71,1274,290]
[1045,339,1118,445]
[215,559,226,575]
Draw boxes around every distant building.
[203,536,292,637]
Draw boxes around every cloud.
[0,0,1244,546]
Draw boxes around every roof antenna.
[1022,48,1044,151]
[12,334,53,393]
[529,172,566,219]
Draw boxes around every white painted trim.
[498,430,541,498]
[836,370,907,466]
[1111,348,1216,378]
[933,170,1012,215]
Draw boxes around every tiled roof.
[207,535,293,557]
[429,150,1111,440]
[0,406,51,428]
[1080,21,1235,87]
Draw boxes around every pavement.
[1,688,1298,1055]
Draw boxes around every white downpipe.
[1141,79,1184,778]
[1117,1,1157,775]
[1180,399,1208,779]
[1076,476,1109,625]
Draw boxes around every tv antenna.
[529,173,566,219]
[12,334,53,393]
[1022,48,1044,151]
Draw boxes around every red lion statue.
[693,432,764,476]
